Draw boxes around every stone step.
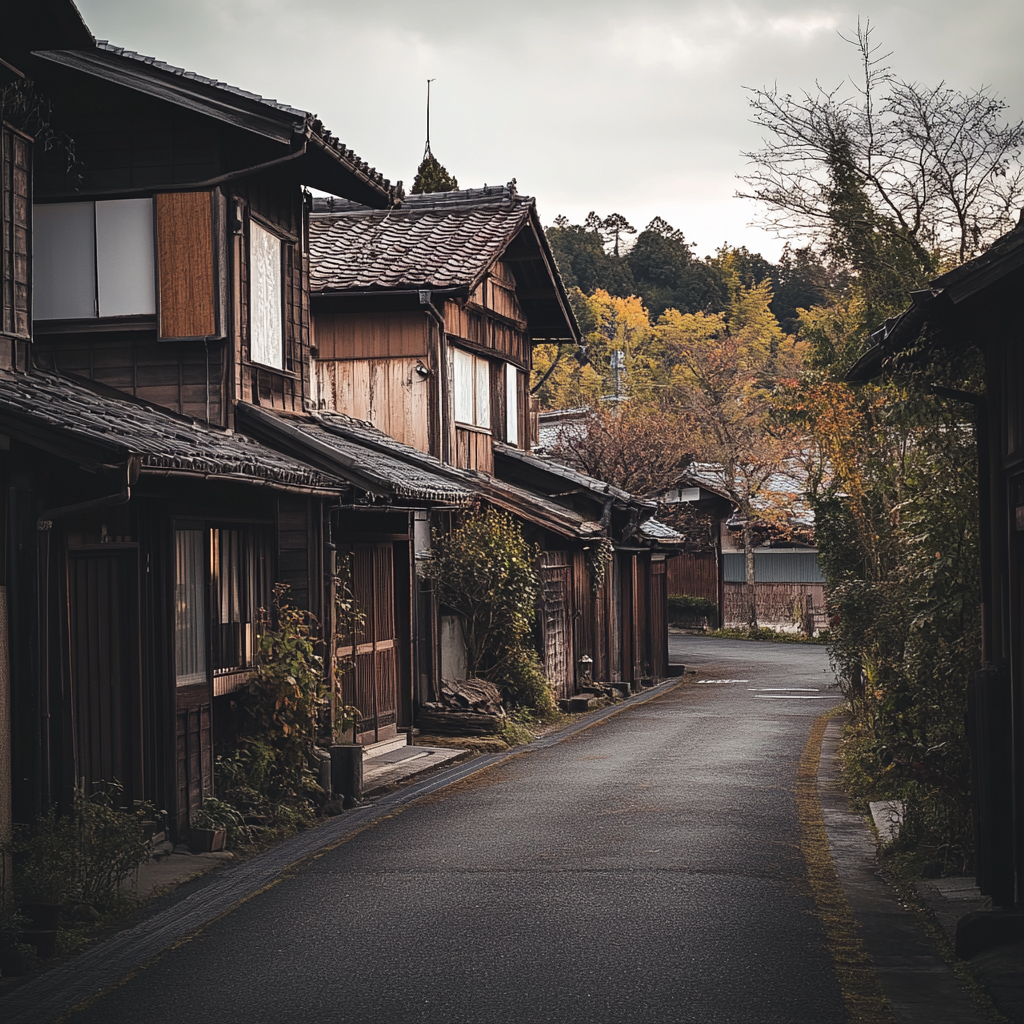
[361,735,409,760]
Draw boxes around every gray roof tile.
[309,187,532,293]
[0,371,344,491]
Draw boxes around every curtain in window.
[175,529,207,687]
[211,527,269,674]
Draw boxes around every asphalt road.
[71,637,845,1024]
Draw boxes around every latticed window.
[1,124,31,340]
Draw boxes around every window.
[174,526,271,692]
[505,363,519,446]
[453,347,491,429]
[211,527,269,679]
[174,529,207,688]
[2,126,31,339]
[34,199,155,319]
[249,220,283,369]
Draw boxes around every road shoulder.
[818,716,1004,1023]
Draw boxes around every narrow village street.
[48,639,853,1024]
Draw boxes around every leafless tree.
[738,20,1024,266]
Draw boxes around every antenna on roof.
[424,78,436,160]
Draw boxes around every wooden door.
[539,551,574,698]
[338,543,398,744]
[67,546,143,804]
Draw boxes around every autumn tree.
[660,283,808,625]
[742,22,1015,858]
[546,402,693,498]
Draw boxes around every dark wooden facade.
[849,218,1024,907]
[0,6,395,838]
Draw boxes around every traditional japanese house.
[848,213,1024,910]
[0,0,404,835]
[302,186,674,700]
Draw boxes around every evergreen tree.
[411,151,458,194]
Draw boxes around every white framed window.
[174,529,208,688]
[249,220,283,369]
[34,198,155,319]
[452,347,491,429]
[505,363,519,446]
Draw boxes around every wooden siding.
[315,311,427,360]
[313,356,431,453]
[277,494,312,612]
[1,126,31,341]
[155,191,217,340]
[455,426,493,473]
[443,297,528,368]
[33,332,227,425]
[667,552,718,604]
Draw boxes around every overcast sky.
[75,0,1024,260]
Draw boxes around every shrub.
[492,648,559,720]
[230,584,326,808]
[6,784,153,909]
[668,594,718,621]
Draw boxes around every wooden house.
[0,0,407,836]
[849,213,1024,909]
[303,185,676,701]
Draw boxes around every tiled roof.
[0,371,345,492]
[309,185,532,293]
[95,40,308,118]
[639,518,683,541]
[297,419,473,504]
[236,406,473,505]
[311,414,602,539]
[494,443,652,509]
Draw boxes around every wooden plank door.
[67,546,143,804]
[339,543,399,744]
[539,551,574,699]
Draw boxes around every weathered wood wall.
[666,552,718,603]
[33,331,227,425]
[315,311,427,360]
[312,356,431,453]
[723,582,827,630]
[455,426,493,473]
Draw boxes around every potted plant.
[188,806,226,853]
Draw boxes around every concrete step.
[361,735,408,761]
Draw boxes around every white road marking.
[696,679,749,684]
[748,687,820,691]
[754,695,837,699]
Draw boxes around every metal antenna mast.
[424,78,436,160]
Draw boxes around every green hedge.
[668,594,718,620]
